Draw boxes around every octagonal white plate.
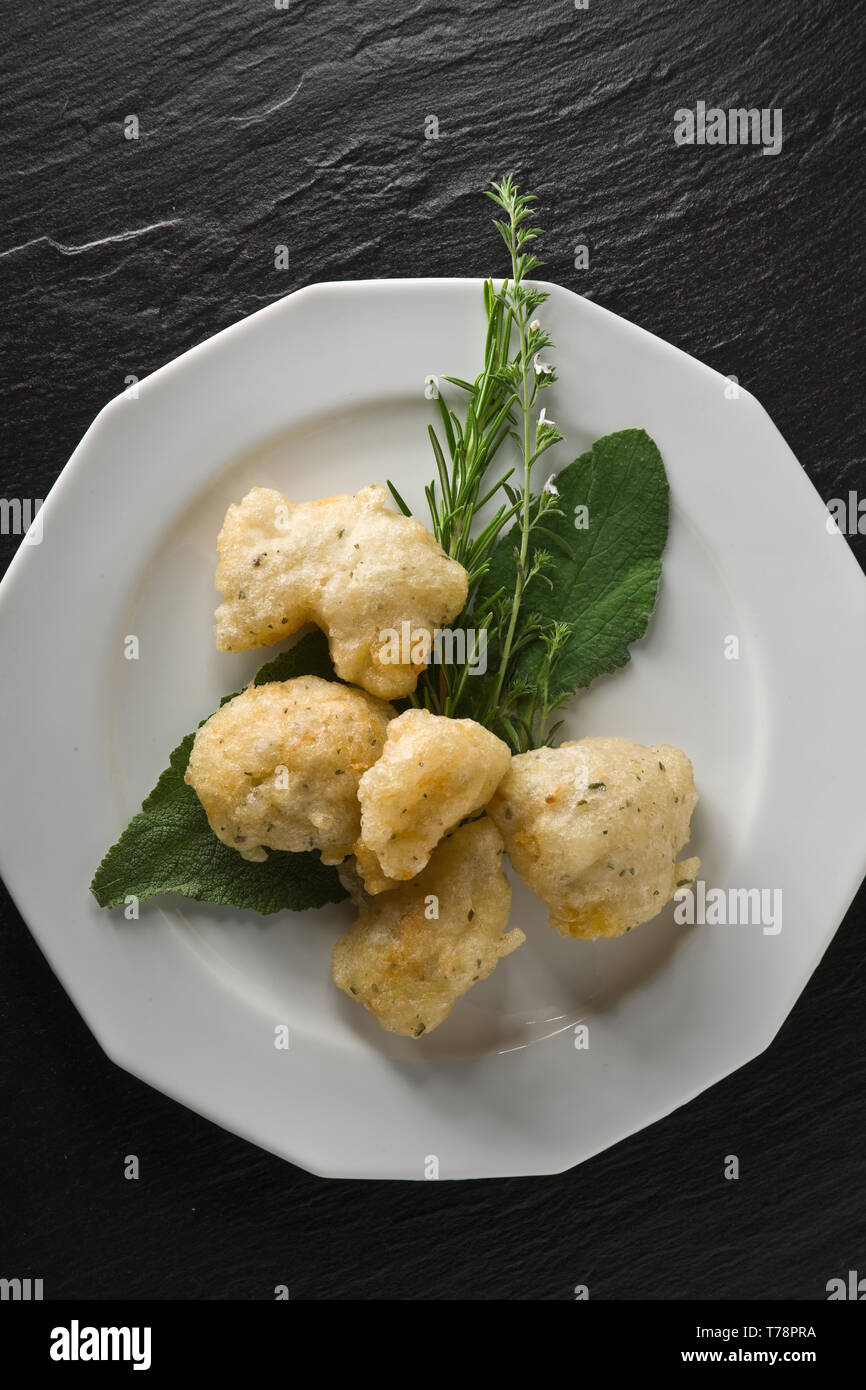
[1,279,864,1179]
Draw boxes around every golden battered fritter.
[185,675,393,865]
[353,709,512,893]
[332,818,523,1036]
[213,484,468,699]
[488,737,699,940]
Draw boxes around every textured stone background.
[1,0,864,1299]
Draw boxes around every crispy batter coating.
[354,709,512,893]
[332,818,523,1037]
[185,675,393,865]
[488,737,699,940]
[213,484,468,699]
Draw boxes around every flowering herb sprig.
[477,175,571,747]
[392,174,573,748]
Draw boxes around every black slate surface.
[1,0,864,1300]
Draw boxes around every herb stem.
[490,258,532,713]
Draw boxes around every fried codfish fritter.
[213,484,468,699]
[488,737,699,940]
[354,709,512,893]
[184,675,393,865]
[332,817,523,1037]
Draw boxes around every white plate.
[1,279,864,1180]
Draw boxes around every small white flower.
[543,473,559,496]
[530,319,541,332]
[539,407,556,427]
[533,352,553,376]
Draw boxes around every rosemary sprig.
[481,175,565,732]
[425,279,518,576]
[406,277,520,716]
[392,173,573,749]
